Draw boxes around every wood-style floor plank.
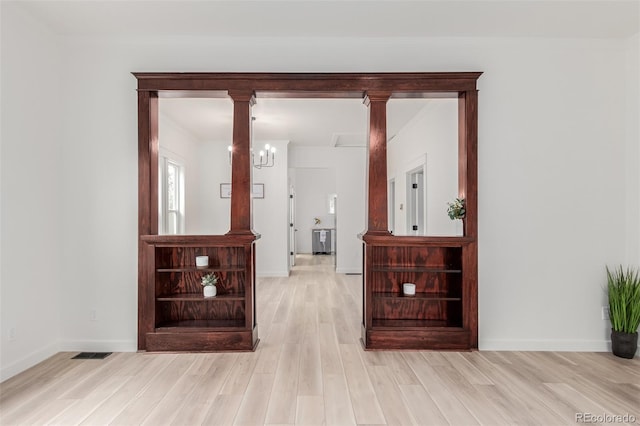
[1,255,639,426]
[339,343,386,425]
[264,343,300,425]
[322,373,356,426]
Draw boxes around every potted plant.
[447,198,465,235]
[606,265,640,359]
[201,272,218,298]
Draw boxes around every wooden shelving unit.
[361,236,475,349]
[139,235,258,352]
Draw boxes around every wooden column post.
[227,90,256,235]
[459,89,479,348]
[137,90,158,350]
[458,90,478,238]
[363,91,392,235]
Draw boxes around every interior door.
[288,187,296,268]
[407,168,425,235]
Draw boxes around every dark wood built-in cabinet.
[362,235,476,349]
[136,72,480,352]
[140,235,258,351]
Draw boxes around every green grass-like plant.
[606,265,640,334]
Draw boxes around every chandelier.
[227,143,276,169]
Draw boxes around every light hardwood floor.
[1,254,639,425]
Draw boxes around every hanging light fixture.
[253,144,276,169]
[227,143,276,169]
[227,117,276,168]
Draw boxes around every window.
[160,157,185,234]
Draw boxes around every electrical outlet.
[601,306,610,320]
[9,327,16,341]
[90,309,97,321]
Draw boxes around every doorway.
[289,185,296,268]
[407,166,425,235]
[291,167,337,269]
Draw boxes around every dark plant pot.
[611,329,638,359]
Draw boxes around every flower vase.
[203,285,217,298]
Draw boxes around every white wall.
[1,3,639,379]
[253,140,290,277]
[625,33,640,266]
[388,100,458,235]
[289,147,366,274]
[0,3,63,380]
[292,168,336,254]
[193,141,232,235]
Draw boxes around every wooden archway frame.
[135,72,481,351]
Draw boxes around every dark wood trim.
[145,327,259,352]
[459,90,479,239]
[135,71,481,352]
[132,72,482,94]
[360,234,474,247]
[227,90,256,235]
[137,91,158,350]
[460,90,479,347]
[363,91,392,235]
[141,234,260,245]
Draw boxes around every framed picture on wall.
[220,183,265,199]
[252,183,265,199]
[220,183,232,198]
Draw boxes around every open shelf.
[373,292,462,301]
[156,293,246,302]
[157,266,246,272]
[371,267,461,273]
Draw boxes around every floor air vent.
[72,352,112,360]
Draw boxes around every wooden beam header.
[132,72,482,95]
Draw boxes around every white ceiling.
[159,97,433,147]
[15,1,640,39]
[13,0,638,147]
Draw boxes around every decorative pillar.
[137,90,158,350]
[458,90,478,238]
[363,91,392,235]
[227,90,256,235]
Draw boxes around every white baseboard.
[336,267,362,275]
[479,338,615,352]
[257,270,289,278]
[58,339,137,353]
[1,341,60,382]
